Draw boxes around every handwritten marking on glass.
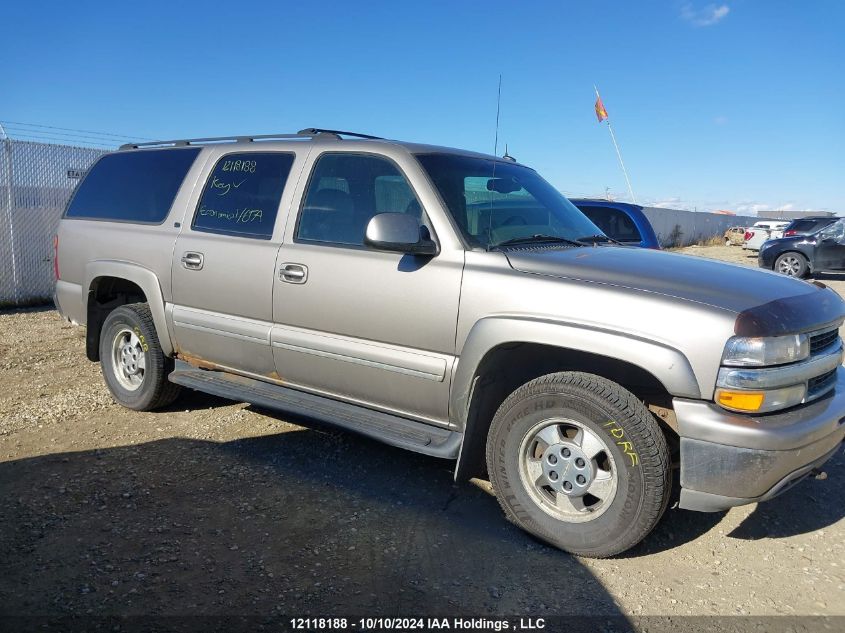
[199,207,264,224]
[210,177,246,196]
[222,159,257,173]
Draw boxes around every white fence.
[0,139,107,306]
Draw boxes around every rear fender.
[84,260,172,356]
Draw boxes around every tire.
[486,371,671,558]
[774,252,809,278]
[99,303,181,411]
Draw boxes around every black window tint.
[193,153,294,240]
[577,206,642,243]
[65,148,200,223]
[789,220,814,232]
[297,154,422,246]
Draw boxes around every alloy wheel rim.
[518,417,618,523]
[111,328,146,391]
[777,255,801,276]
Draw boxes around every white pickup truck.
[744,221,790,251]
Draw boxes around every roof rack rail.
[119,132,313,150]
[119,128,382,150]
[296,128,383,140]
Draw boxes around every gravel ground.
[0,245,843,620]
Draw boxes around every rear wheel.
[486,371,671,558]
[99,303,181,411]
[774,252,809,278]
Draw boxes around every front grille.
[808,368,837,399]
[810,328,839,354]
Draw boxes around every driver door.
[269,151,464,425]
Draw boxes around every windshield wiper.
[489,234,585,251]
[575,234,623,246]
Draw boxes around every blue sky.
[2,1,843,214]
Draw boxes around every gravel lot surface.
[1,245,843,620]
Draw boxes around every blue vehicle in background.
[570,199,661,249]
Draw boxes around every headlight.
[721,334,809,367]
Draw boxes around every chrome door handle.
[279,263,308,284]
[181,252,204,270]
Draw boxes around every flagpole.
[594,85,637,204]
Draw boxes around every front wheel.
[99,303,181,411]
[774,252,809,278]
[486,372,671,558]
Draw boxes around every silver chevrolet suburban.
[54,129,845,557]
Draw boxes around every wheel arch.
[451,317,697,481]
[84,261,172,361]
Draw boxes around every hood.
[505,246,845,335]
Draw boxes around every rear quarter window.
[65,148,200,223]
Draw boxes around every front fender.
[84,260,173,356]
[450,316,701,430]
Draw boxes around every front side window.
[415,153,601,249]
[820,219,845,242]
[193,152,294,239]
[65,148,200,223]
[296,153,423,246]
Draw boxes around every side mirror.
[364,213,438,256]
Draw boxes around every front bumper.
[674,367,845,512]
[757,246,777,269]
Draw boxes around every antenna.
[494,73,502,156]
[487,73,503,246]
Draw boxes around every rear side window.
[193,152,295,239]
[65,148,200,223]
[790,219,831,233]
[577,205,642,243]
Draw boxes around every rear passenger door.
[270,151,464,425]
[170,150,304,377]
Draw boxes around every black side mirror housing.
[364,213,438,256]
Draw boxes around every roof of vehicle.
[118,128,523,165]
[568,198,644,210]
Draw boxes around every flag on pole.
[595,95,608,122]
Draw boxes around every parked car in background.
[759,218,845,277]
[743,221,789,251]
[723,226,746,246]
[782,216,838,238]
[570,199,661,249]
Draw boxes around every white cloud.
[733,202,772,215]
[649,197,697,211]
[681,3,730,27]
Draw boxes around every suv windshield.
[415,153,603,249]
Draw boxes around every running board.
[168,361,461,459]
